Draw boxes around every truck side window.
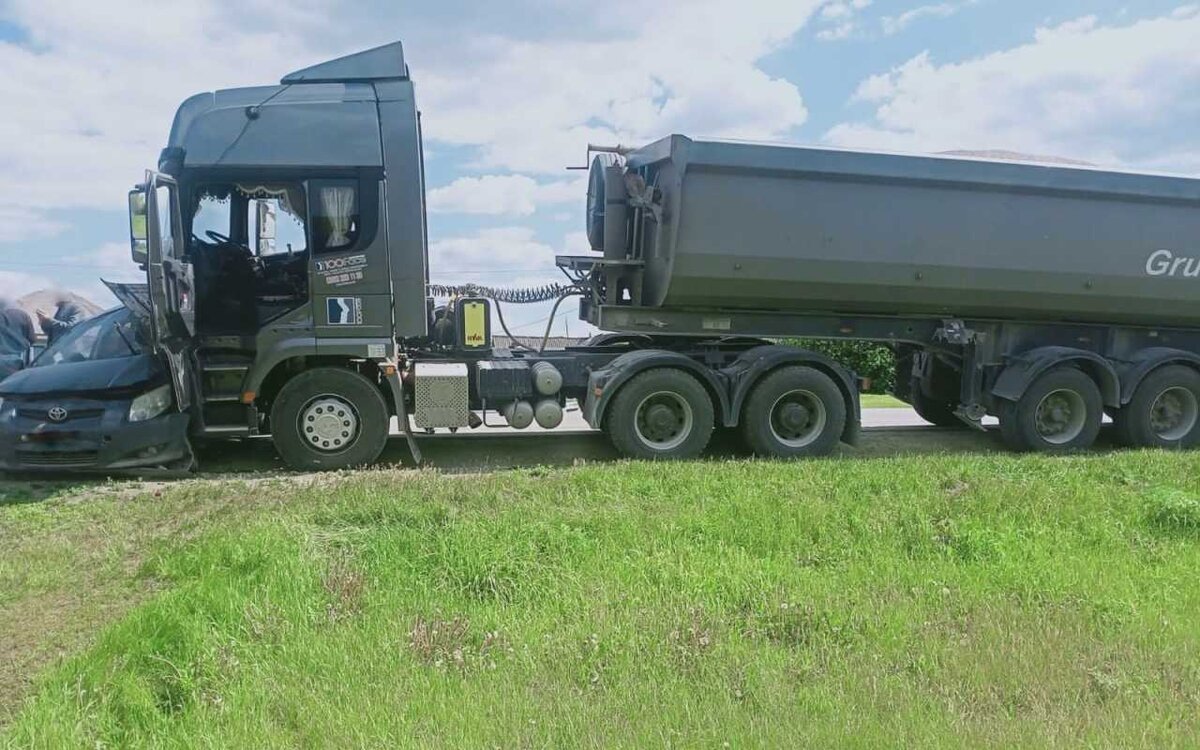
[312,181,360,253]
[191,187,232,240]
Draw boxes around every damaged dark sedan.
[0,306,192,473]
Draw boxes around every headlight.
[128,385,172,423]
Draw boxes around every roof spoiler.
[281,41,408,84]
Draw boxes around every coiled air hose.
[427,282,584,352]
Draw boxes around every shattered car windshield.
[35,308,148,367]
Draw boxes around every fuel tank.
[591,135,1200,327]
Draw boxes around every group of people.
[0,296,85,377]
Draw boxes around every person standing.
[36,295,85,345]
[0,299,35,378]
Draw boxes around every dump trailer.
[105,41,1200,472]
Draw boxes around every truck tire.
[606,368,714,460]
[741,366,845,458]
[911,387,963,428]
[270,368,390,471]
[998,366,1102,452]
[1113,365,1200,449]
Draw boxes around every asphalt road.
[194,407,1012,475]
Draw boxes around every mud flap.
[385,367,423,466]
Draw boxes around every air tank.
[588,135,1200,327]
[503,400,534,430]
[533,399,563,429]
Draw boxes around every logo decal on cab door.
[327,297,363,326]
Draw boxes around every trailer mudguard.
[1115,348,1200,405]
[992,346,1120,407]
[583,349,731,429]
[723,345,861,446]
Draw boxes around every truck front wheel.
[270,368,390,470]
[998,366,1102,452]
[606,369,714,460]
[741,366,846,458]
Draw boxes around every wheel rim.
[1034,388,1087,445]
[1149,386,1198,441]
[299,394,359,453]
[633,391,694,451]
[768,389,828,448]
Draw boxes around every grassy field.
[3,453,1200,747]
[861,393,906,408]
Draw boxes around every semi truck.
[26,40,1200,472]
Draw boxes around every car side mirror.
[129,189,148,264]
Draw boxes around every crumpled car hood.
[0,353,161,397]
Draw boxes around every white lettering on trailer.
[1146,249,1200,278]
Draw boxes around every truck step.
[201,361,251,373]
[198,425,253,437]
[202,392,245,404]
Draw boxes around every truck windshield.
[34,308,148,367]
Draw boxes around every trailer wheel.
[998,366,1102,452]
[741,366,846,458]
[270,368,389,470]
[1113,365,1200,449]
[606,369,714,460]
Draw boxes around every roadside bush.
[790,339,897,394]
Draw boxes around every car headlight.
[128,385,172,423]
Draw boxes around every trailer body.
[579,135,1200,327]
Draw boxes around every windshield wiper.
[112,321,138,356]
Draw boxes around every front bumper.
[0,396,191,473]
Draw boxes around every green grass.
[861,393,907,408]
[4,453,1200,747]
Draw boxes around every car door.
[143,170,196,412]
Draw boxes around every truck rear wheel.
[741,366,845,458]
[606,369,714,460]
[270,368,390,471]
[1113,365,1200,449]
[998,366,1102,452]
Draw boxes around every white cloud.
[813,0,872,41]
[429,227,558,281]
[826,11,1200,174]
[427,175,584,216]
[0,0,336,243]
[415,1,820,173]
[0,208,68,243]
[882,2,975,36]
[0,271,54,304]
[817,23,856,41]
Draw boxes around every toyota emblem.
[47,406,69,423]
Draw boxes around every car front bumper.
[0,396,191,473]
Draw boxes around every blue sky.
[0,0,1197,335]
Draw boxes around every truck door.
[139,171,196,411]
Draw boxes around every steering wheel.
[204,229,254,259]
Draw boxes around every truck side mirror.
[256,199,277,255]
[129,189,148,264]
